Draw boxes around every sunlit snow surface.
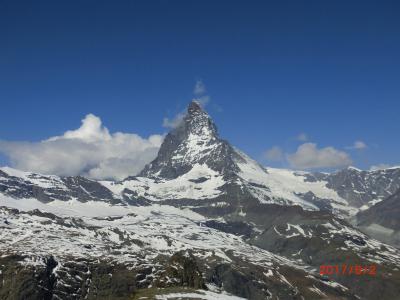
[154,289,246,300]
[2,193,399,270]
[0,195,365,297]
[101,163,225,201]
[0,195,298,269]
[1,185,400,298]
[1,166,68,190]
[234,151,357,215]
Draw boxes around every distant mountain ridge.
[305,166,400,208]
[0,167,120,204]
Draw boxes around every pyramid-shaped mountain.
[122,100,293,211]
[140,100,244,179]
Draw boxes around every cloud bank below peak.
[264,132,355,170]
[0,114,163,181]
[287,143,352,169]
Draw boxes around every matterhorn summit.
[140,100,242,179]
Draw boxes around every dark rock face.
[86,262,137,299]
[295,191,333,212]
[156,251,206,289]
[0,255,58,300]
[0,251,362,300]
[358,188,400,230]
[120,188,152,206]
[240,204,400,300]
[0,255,138,300]
[44,256,58,299]
[62,176,118,203]
[209,264,274,300]
[206,260,359,300]
[139,101,242,180]
[356,188,400,247]
[204,220,255,239]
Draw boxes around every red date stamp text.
[319,264,376,276]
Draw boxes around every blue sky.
[0,0,399,177]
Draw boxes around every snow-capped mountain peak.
[139,101,240,179]
[186,100,218,137]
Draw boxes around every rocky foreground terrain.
[1,101,400,299]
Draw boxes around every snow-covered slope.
[0,166,119,204]
[0,166,68,189]
[0,194,358,299]
[102,163,225,201]
[234,151,355,215]
[1,193,400,299]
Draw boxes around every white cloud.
[263,146,284,161]
[193,79,210,106]
[296,133,308,142]
[162,80,211,129]
[347,140,367,150]
[193,80,206,96]
[162,112,186,129]
[48,114,110,142]
[0,114,163,180]
[195,95,210,107]
[287,143,352,169]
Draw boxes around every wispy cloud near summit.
[163,80,211,129]
[193,79,210,107]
